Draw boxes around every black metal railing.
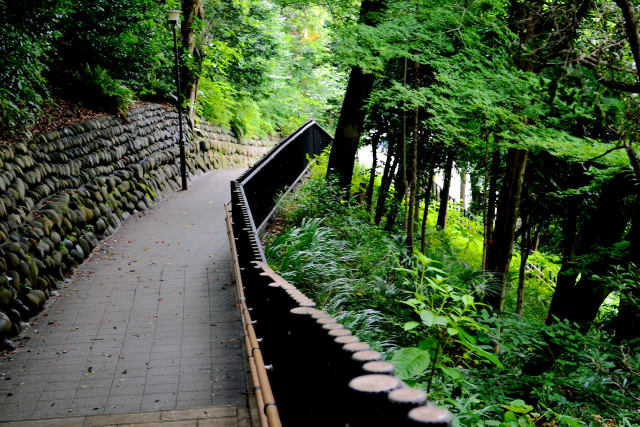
[228,120,452,426]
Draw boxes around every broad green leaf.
[439,366,463,380]
[391,347,431,380]
[404,321,420,331]
[420,309,435,326]
[458,340,503,369]
[557,415,584,427]
[501,399,533,414]
[461,294,474,306]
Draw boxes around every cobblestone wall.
[0,103,276,346]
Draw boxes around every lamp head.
[167,9,182,23]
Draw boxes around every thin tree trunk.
[420,171,434,253]
[407,62,420,249]
[485,148,529,311]
[470,171,482,216]
[386,163,407,232]
[402,57,409,235]
[374,137,398,225]
[625,143,640,179]
[516,222,531,315]
[459,169,467,209]
[482,149,500,270]
[365,130,380,210]
[413,188,421,226]
[436,154,453,230]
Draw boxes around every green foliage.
[0,0,71,131]
[0,0,172,131]
[399,252,502,386]
[266,173,640,425]
[197,0,345,137]
[77,65,135,112]
[57,0,171,96]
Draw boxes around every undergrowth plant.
[265,165,640,426]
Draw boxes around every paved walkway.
[0,169,249,424]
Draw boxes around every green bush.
[0,0,70,132]
[77,65,135,112]
[56,0,171,96]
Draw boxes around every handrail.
[226,120,452,426]
[225,202,280,427]
[236,120,333,186]
[256,156,319,235]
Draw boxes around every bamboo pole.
[225,203,282,427]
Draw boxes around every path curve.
[0,169,248,424]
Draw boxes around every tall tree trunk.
[547,172,631,326]
[374,137,398,225]
[420,171,434,253]
[615,200,640,342]
[326,67,376,189]
[181,0,204,126]
[436,154,454,230]
[545,195,578,324]
[326,0,385,189]
[365,130,380,210]
[614,144,640,341]
[482,149,501,270]
[407,62,421,249]
[485,148,528,311]
[401,57,409,235]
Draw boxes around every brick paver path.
[0,169,248,424]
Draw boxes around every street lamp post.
[168,9,187,191]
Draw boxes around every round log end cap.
[363,360,395,375]
[349,374,400,394]
[297,299,316,307]
[328,328,351,337]
[388,387,427,405]
[352,350,382,363]
[317,316,337,324]
[322,322,343,331]
[311,311,332,320]
[290,307,322,316]
[343,342,370,353]
[335,335,359,345]
[286,289,303,299]
[408,406,452,425]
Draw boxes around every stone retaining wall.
[0,103,276,346]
